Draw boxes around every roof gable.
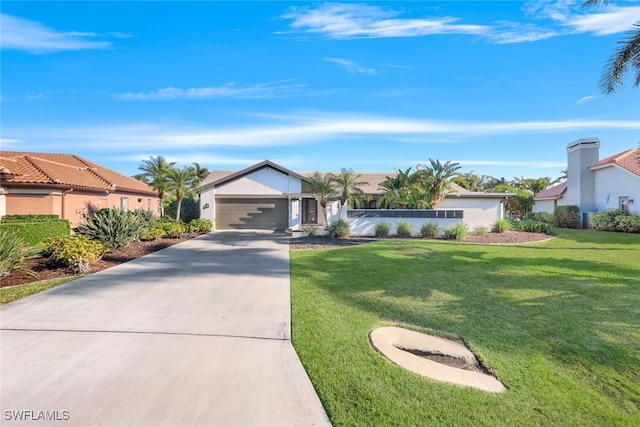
[533,182,567,200]
[201,160,309,189]
[0,151,157,195]
[590,148,640,176]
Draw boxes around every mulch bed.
[289,231,551,250]
[2,231,551,289]
[1,236,194,289]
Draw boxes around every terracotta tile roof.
[590,148,640,176]
[0,152,157,195]
[533,182,567,200]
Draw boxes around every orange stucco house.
[0,152,160,228]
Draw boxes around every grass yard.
[290,229,640,426]
[0,277,79,305]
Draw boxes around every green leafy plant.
[139,226,165,241]
[0,220,70,245]
[474,226,488,235]
[75,208,146,249]
[374,222,391,238]
[326,218,350,238]
[555,205,581,229]
[154,216,187,238]
[420,222,440,239]
[590,209,640,233]
[443,223,468,240]
[188,218,213,233]
[396,221,413,237]
[492,219,510,233]
[45,235,106,274]
[0,230,37,279]
[526,212,556,225]
[0,214,60,222]
[509,220,552,234]
[304,225,319,236]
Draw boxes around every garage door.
[216,198,288,230]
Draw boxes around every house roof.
[199,160,309,189]
[0,151,158,196]
[589,148,640,176]
[533,182,567,201]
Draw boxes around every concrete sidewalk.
[1,231,330,426]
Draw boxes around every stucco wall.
[533,199,556,214]
[347,216,462,236]
[438,198,504,230]
[592,166,640,213]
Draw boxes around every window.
[120,197,129,211]
[302,199,318,224]
[619,196,629,212]
[147,198,151,211]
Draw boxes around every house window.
[619,196,629,212]
[120,197,129,211]
[147,198,151,211]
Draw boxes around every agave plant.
[75,208,147,249]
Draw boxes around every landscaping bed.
[1,236,193,289]
[290,231,550,250]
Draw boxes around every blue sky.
[1,1,639,181]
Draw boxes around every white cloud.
[577,95,598,104]
[8,113,640,151]
[281,3,489,39]
[564,6,640,35]
[0,14,112,53]
[323,57,377,75]
[117,81,306,100]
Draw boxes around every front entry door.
[302,199,318,224]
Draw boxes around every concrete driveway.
[0,231,330,426]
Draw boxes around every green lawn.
[290,229,640,426]
[0,276,79,305]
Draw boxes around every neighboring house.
[198,160,511,232]
[0,152,160,227]
[533,139,640,219]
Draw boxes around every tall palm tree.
[137,156,176,216]
[306,172,337,226]
[331,168,368,213]
[417,159,461,209]
[454,172,490,192]
[584,0,640,93]
[377,168,413,208]
[166,166,197,221]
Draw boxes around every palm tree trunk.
[176,197,183,221]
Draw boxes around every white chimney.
[565,138,600,212]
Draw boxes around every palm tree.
[417,159,461,208]
[166,166,197,221]
[306,172,337,226]
[377,168,413,208]
[137,156,176,216]
[191,162,210,184]
[332,168,368,213]
[454,172,490,192]
[584,0,640,93]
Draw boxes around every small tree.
[332,168,368,214]
[137,155,176,216]
[166,166,197,221]
[306,172,337,226]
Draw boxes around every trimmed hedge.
[554,205,581,229]
[590,209,640,233]
[0,220,70,245]
[1,214,60,222]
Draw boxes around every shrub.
[492,219,510,233]
[1,214,60,222]
[526,212,556,225]
[509,219,552,234]
[374,222,391,238]
[75,208,146,249]
[590,209,640,233]
[420,222,440,239]
[0,230,37,279]
[304,225,318,236]
[0,220,70,245]
[139,226,165,241]
[396,221,413,237]
[154,216,187,238]
[474,226,488,236]
[45,235,106,274]
[165,197,200,222]
[443,223,468,240]
[555,205,581,229]
[188,218,213,233]
[327,218,350,238]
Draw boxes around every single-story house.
[0,152,160,228]
[533,139,639,219]
[198,160,511,233]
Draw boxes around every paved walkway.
[1,231,330,426]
